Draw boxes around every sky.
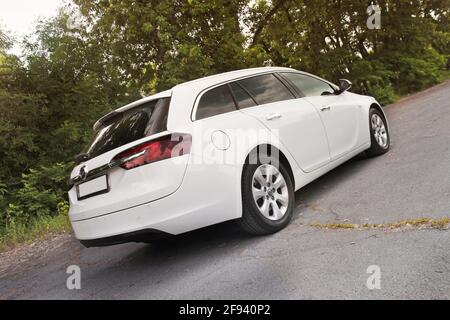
[0,0,63,54]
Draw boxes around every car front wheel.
[366,108,390,157]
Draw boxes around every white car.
[68,67,390,247]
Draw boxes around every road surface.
[1,81,449,299]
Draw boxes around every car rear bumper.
[79,228,171,247]
[70,160,243,243]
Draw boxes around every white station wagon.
[68,67,390,247]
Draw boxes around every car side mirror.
[337,79,352,94]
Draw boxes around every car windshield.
[85,98,170,159]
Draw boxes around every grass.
[0,213,72,252]
[309,217,450,231]
[309,222,357,229]
[1,214,449,252]
[439,69,450,82]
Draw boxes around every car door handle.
[320,106,331,112]
[266,113,282,121]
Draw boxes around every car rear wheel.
[366,108,390,157]
[239,155,295,235]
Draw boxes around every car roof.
[172,66,295,90]
[93,67,296,130]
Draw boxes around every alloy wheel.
[371,114,388,149]
[251,164,289,221]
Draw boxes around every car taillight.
[112,133,191,170]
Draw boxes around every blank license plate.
[77,175,109,200]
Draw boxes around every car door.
[280,72,361,160]
[233,73,331,173]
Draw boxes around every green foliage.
[244,0,449,102]
[0,202,71,250]
[0,182,7,215]
[387,48,447,94]
[74,0,250,92]
[2,163,71,226]
[71,0,449,102]
[0,92,47,184]
[347,59,398,104]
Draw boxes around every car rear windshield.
[86,98,170,158]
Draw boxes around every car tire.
[366,107,390,157]
[238,153,295,235]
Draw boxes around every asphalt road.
[1,81,449,299]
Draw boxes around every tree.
[74,0,257,92]
[248,0,448,100]
[0,13,140,225]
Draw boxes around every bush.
[368,83,398,106]
[345,59,398,105]
[386,48,447,95]
[0,200,71,250]
[1,162,72,227]
[0,163,72,250]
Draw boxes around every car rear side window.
[237,74,294,105]
[281,72,336,97]
[196,84,237,120]
[229,82,257,109]
[86,98,170,158]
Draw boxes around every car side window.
[196,84,237,120]
[237,74,294,105]
[229,82,257,109]
[281,72,336,97]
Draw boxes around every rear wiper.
[74,152,91,165]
